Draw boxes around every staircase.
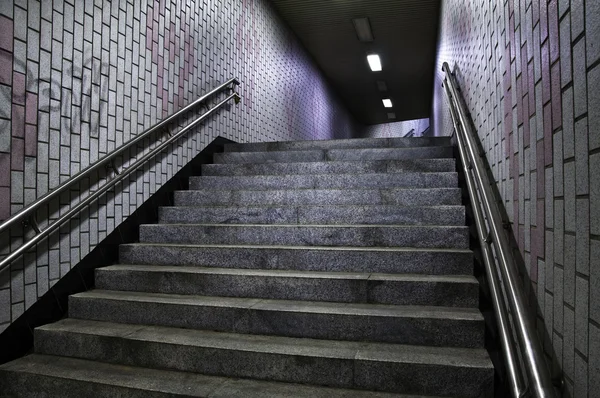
[0,137,494,397]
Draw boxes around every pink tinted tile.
[530,250,538,282]
[537,201,545,250]
[504,70,512,95]
[513,164,519,202]
[0,187,9,220]
[516,76,523,125]
[11,104,24,138]
[145,6,154,49]
[25,125,37,157]
[531,225,539,258]
[543,103,553,166]
[523,97,530,145]
[504,105,513,157]
[537,140,545,198]
[0,16,13,52]
[548,0,559,63]
[25,93,37,124]
[513,201,519,239]
[509,15,516,62]
[12,71,25,105]
[157,75,163,96]
[169,22,176,44]
[540,0,548,43]
[0,49,12,85]
[11,137,24,171]
[551,63,561,129]
[153,3,160,21]
[145,27,153,50]
[541,41,551,104]
[162,95,168,115]
[528,62,535,115]
[521,46,529,94]
[153,21,159,42]
[157,56,163,78]
[0,153,10,186]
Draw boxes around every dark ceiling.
[270,0,441,125]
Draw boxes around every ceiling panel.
[270,0,441,125]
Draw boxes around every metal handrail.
[0,79,241,274]
[443,81,527,398]
[442,62,556,398]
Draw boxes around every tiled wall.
[0,0,359,333]
[432,0,599,396]
[362,118,430,138]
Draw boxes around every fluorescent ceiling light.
[382,99,393,108]
[367,54,382,72]
[352,18,373,42]
[387,112,396,119]
[376,80,387,91]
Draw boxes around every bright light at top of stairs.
[367,54,382,72]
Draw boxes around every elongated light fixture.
[367,54,382,72]
[352,18,374,42]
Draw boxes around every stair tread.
[225,137,450,152]
[189,173,458,190]
[217,147,453,156]
[191,171,456,177]
[37,318,493,368]
[99,264,480,284]
[177,187,461,193]
[1,354,428,398]
[161,204,465,209]
[203,158,455,165]
[121,242,472,253]
[73,290,483,321]
[143,223,467,229]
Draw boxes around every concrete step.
[118,244,473,275]
[213,147,453,164]
[35,319,494,396]
[139,224,469,249]
[173,188,462,207]
[189,173,458,191]
[0,354,423,398]
[158,205,466,226]
[95,265,479,307]
[224,137,452,152]
[69,290,484,348]
[202,159,456,176]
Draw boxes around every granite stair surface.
[0,137,494,397]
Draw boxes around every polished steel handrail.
[0,79,240,274]
[443,82,527,398]
[442,62,556,398]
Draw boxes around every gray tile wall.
[432,0,599,395]
[0,0,359,333]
